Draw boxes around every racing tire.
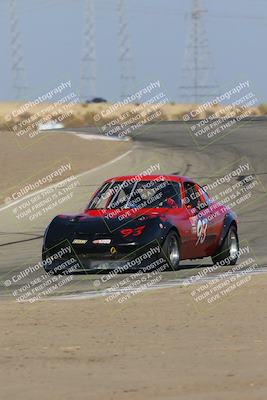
[162,231,180,270]
[212,225,239,266]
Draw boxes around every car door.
[196,185,225,255]
[183,182,211,257]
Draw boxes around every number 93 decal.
[196,218,208,245]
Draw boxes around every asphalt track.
[1,118,267,300]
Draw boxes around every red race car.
[43,174,239,272]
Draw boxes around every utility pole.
[117,0,136,99]
[180,0,219,103]
[81,0,97,102]
[9,0,28,100]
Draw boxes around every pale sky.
[0,0,266,102]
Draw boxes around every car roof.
[105,175,197,184]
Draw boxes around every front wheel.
[162,231,180,270]
[212,225,239,265]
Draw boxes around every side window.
[167,182,182,208]
[198,186,210,206]
[159,182,182,208]
[184,182,201,208]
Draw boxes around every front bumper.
[42,239,163,273]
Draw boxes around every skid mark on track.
[14,266,267,302]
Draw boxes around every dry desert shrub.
[258,104,267,115]
[0,102,266,130]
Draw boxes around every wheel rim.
[168,237,179,265]
[229,232,238,259]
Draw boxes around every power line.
[207,13,267,21]
[0,0,79,14]
[95,1,267,21]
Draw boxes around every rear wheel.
[162,231,180,270]
[212,225,239,265]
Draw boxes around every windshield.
[87,179,182,210]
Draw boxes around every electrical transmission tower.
[80,0,97,102]
[180,0,219,103]
[117,0,136,99]
[8,0,28,100]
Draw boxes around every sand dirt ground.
[1,274,267,400]
[0,131,131,203]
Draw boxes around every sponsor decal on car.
[92,239,111,244]
[72,239,88,244]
